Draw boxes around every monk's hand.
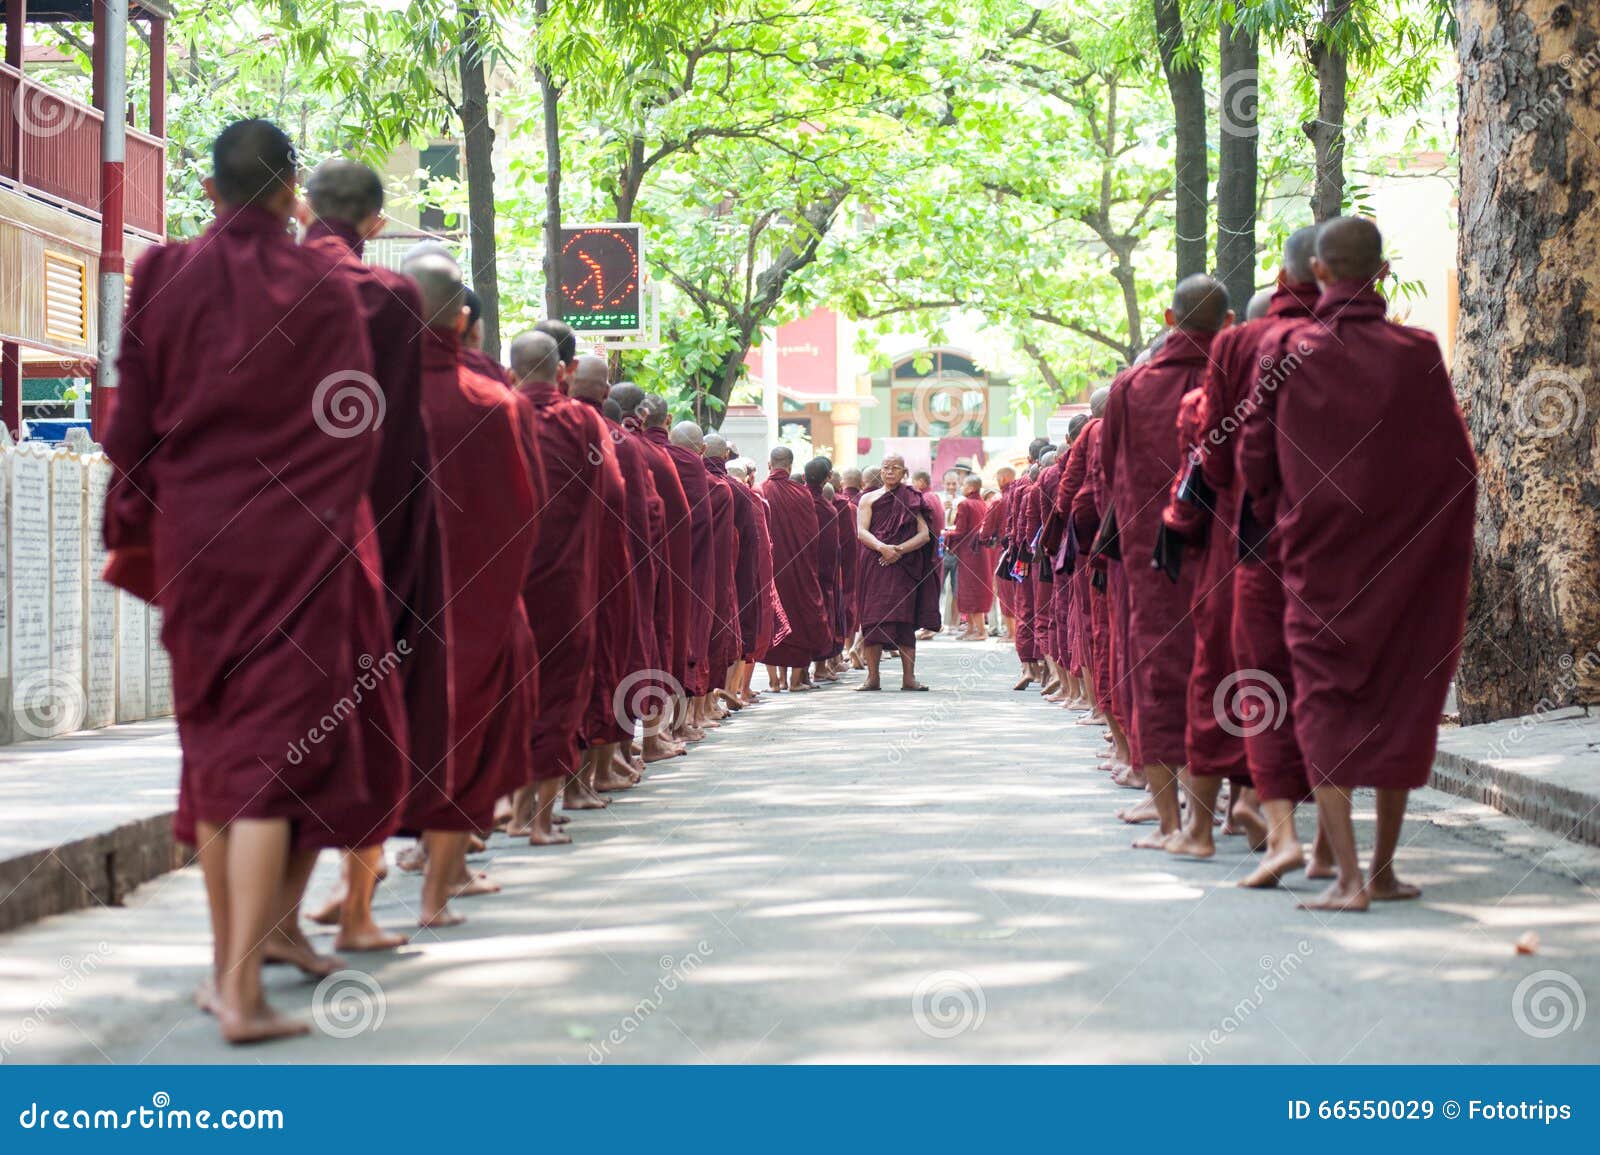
[876,543,899,563]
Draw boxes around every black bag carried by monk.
[1089,505,1121,562]
[1152,523,1185,584]
[1031,525,1053,584]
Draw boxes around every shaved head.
[535,318,577,365]
[610,382,645,417]
[770,445,795,470]
[863,467,882,488]
[1170,274,1231,333]
[1284,224,1318,284]
[1315,216,1386,284]
[1040,449,1059,467]
[823,483,836,500]
[704,432,730,460]
[842,468,862,488]
[402,252,466,332]
[727,459,751,481]
[670,421,705,453]
[570,354,609,402]
[804,456,831,486]
[639,393,671,429]
[305,158,383,226]
[996,466,1016,483]
[211,118,296,208]
[603,398,623,421]
[1089,387,1110,417]
[1246,289,1274,321]
[1067,413,1088,442]
[508,330,562,386]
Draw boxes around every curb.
[0,811,181,934]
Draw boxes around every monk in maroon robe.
[507,330,604,845]
[103,120,398,1043]
[948,476,993,639]
[1103,276,1233,848]
[1184,228,1326,883]
[735,463,790,692]
[567,356,637,801]
[719,455,764,703]
[1241,217,1476,911]
[1072,390,1133,774]
[831,486,857,655]
[665,421,719,729]
[854,454,935,691]
[703,437,743,708]
[297,160,449,954]
[758,446,831,690]
[1029,449,1063,697]
[803,457,843,681]
[401,253,539,923]
[1054,414,1095,709]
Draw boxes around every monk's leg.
[265,847,344,977]
[217,817,308,1043]
[507,784,537,837]
[899,643,927,690]
[305,851,351,926]
[1239,798,1306,888]
[642,710,681,762]
[1227,783,1268,849]
[856,644,883,691]
[530,779,572,845]
[564,751,611,810]
[1166,771,1219,859]
[1299,786,1368,911]
[420,830,470,928]
[337,845,406,952]
[1131,763,1182,849]
[1367,788,1421,900]
[766,663,785,691]
[595,741,635,791]
[193,821,232,1015]
[789,666,814,691]
[1307,809,1336,879]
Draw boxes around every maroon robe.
[652,429,715,695]
[575,400,636,746]
[1029,463,1061,662]
[757,468,830,665]
[515,382,606,781]
[632,424,693,692]
[103,205,402,849]
[1009,475,1040,661]
[806,480,842,660]
[856,483,933,648]
[726,470,763,658]
[703,460,741,689]
[1103,332,1216,765]
[303,220,450,827]
[990,483,1017,619]
[1056,419,1097,677]
[746,487,790,659]
[410,330,538,830]
[833,495,857,640]
[948,495,994,613]
[1241,282,1476,790]
[1073,420,1115,720]
[461,345,516,389]
[610,422,665,692]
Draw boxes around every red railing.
[0,63,165,238]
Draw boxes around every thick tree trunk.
[535,0,562,319]
[1153,0,1208,280]
[1456,0,1600,722]
[1302,0,1351,222]
[1216,19,1259,310]
[458,6,500,357]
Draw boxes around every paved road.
[3,638,1597,1064]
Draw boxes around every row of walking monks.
[98,119,952,1044]
[976,216,1477,915]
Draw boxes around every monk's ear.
[362,213,388,241]
[1163,306,1177,329]
[1223,309,1236,329]
[1376,259,1391,285]
[202,176,221,215]
[453,305,470,337]
[1310,255,1331,288]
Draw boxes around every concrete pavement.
[2,637,1596,1064]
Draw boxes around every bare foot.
[1164,831,1216,859]
[306,895,344,927]
[553,813,571,825]
[395,844,427,874]
[195,980,219,1015]
[453,874,502,898]
[682,726,707,741]
[467,834,488,853]
[418,906,467,929]
[1305,856,1337,880]
[1238,845,1307,888]
[264,927,347,977]
[1011,675,1033,691]
[1366,871,1422,902]
[1117,797,1160,825]
[529,829,573,846]
[218,1003,311,1046]
[1228,803,1270,851]
[856,680,881,691]
[1298,879,1370,912]
[1132,829,1173,850]
[335,925,409,952]
[789,682,814,693]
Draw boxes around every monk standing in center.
[854,454,934,692]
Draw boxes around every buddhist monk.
[1006,441,1049,688]
[803,457,843,684]
[297,160,449,953]
[830,478,858,668]
[987,467,1017,639]
[1051,414,1092,709]
[460,288,515,387]
[758,447,831,691]
[716,445,763,706]
[103,120,397,1043]
[402,252,539,925]
[855,454,934,691]
[507,330,606,846]
[1103,275,1232,848]
[568,356,638,801]
[1240,216,1476,910]
[731,457,790,699]
[911,471,943,640]
[700,432,744,718]
[667,421,721,727]
[947,475,993,639]
[1029,447,1063,698]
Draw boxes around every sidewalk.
[0,721,179,932]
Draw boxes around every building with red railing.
[1,0,167,436]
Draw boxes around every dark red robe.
[461,345,516,390]
[103,205,402,849]
[651,429,715,695]
[1103,332,1216,765]
[832,495,857,641]
[703,460,741,689]
[806,480,842,660]
[1241,282,1475,790]
[856,483,933,649]
[1008,475,1040,661]
[410,330,538,830]
[757,468,830,666]
[1029,462,1061,662]
[303,220,450,831]
[1056,419,1097,677]
[515,382,606,781]
[727,470,763,659]
[609,421,665,701]
[575,400,636,746]
[632,424,693,693]
[746,487,790,659]
[948,495,994,614]
[1073,419,1115,720]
